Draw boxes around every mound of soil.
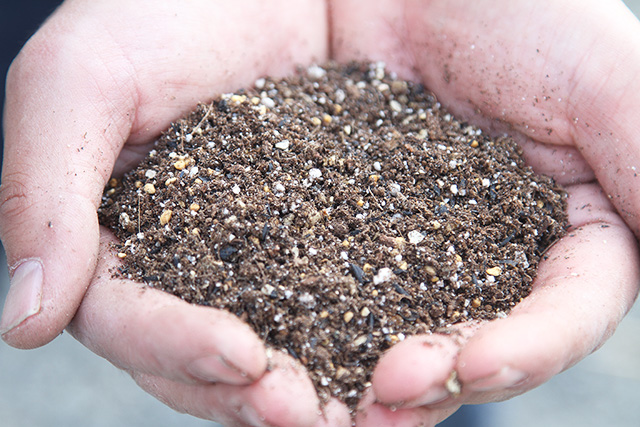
[99,62,567,409]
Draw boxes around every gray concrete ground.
[3,1,640,426]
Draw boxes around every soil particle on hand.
[99,62,568,411]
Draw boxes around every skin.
[2,0,640,425]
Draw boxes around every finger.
[355,400,459,427]
[67,229,266,385]
[455,183,640,401]
[369,332,475,408]
[0,0,328,349]
[130,351,328,427]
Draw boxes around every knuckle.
[0,173,36,230]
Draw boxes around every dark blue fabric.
[1,0,63,176]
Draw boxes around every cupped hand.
[1,1,347,426]
[330,0,640,424]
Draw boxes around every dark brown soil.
[98,62,567,410]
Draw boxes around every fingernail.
[239,404,274,427]
[0,259,43,335]
[187,354,249,385]
[407,386,451,407]
[465,366,528,392]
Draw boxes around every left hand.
[330,0,640,425]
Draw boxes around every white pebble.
[373,161,382,171]
[408,230,425,244]
[145,170,157,179]
[274,182,285,193]
[275,140,290,150]
[373,267,394,285]
[232,184,241,195]
[261,97,276,108]
[254,77,266,89]
[307,65,327,80]
[482,178,491,187]
[309,168,322,180]
[450,184,459,195]
[389,100,402,113]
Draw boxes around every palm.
[14,0,637,426]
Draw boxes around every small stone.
[322,114,332,124]
[174,159,188,170]
[471,298,482,308]
[486,266,503,276]
[353,335,368,347]
[307,65,327,80]
[425,266,437,276]
[261,97,276,108]
[373,267,394,285]
[431,220,442,230]
[117,252,127,259]
[391,80,408,95]
[389,99,403,113]
[343,125,352,135]
[309,168,322,180]
[408,230,425,244]
[482,178,491,187]
[160,209,173,226]
[143,183,156,194]
[108,178,119,187]
[274,183,286,193]
[145,170,157,179]
[190,203,200,211]
[344,311,354,323]
[311,117,322,126]
[232,184,241,195]
[261,284,276,296]
[254,77,266,89]
[361,307,370,317]
[373,161,382,171]
[165,177,178,186]
[275,140,290,150]
[470,140,479,148]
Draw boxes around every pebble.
[275,140,290,150]
[486,266,503,276]
[389,99,403,113]
[307,65,327,80]
[361,307,371,317]
[160,209,173,226]
[145,170,157,179]
[373,267,394,285]
[232,184,241,195]
[309,168,323,180]
[261,97,276,109]
[353,335,368,347]
[174,159,188,170]
[408,230,425,244]
[143,183,156,194]
[344,311,354,323]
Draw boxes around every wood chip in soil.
[98,62,568,411]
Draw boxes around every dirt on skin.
[98,62,568,410]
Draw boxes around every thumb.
[0,20,135,348]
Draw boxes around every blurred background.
[2,1,640,426]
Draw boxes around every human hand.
[1,1,352,426]
[330,0,640,424]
